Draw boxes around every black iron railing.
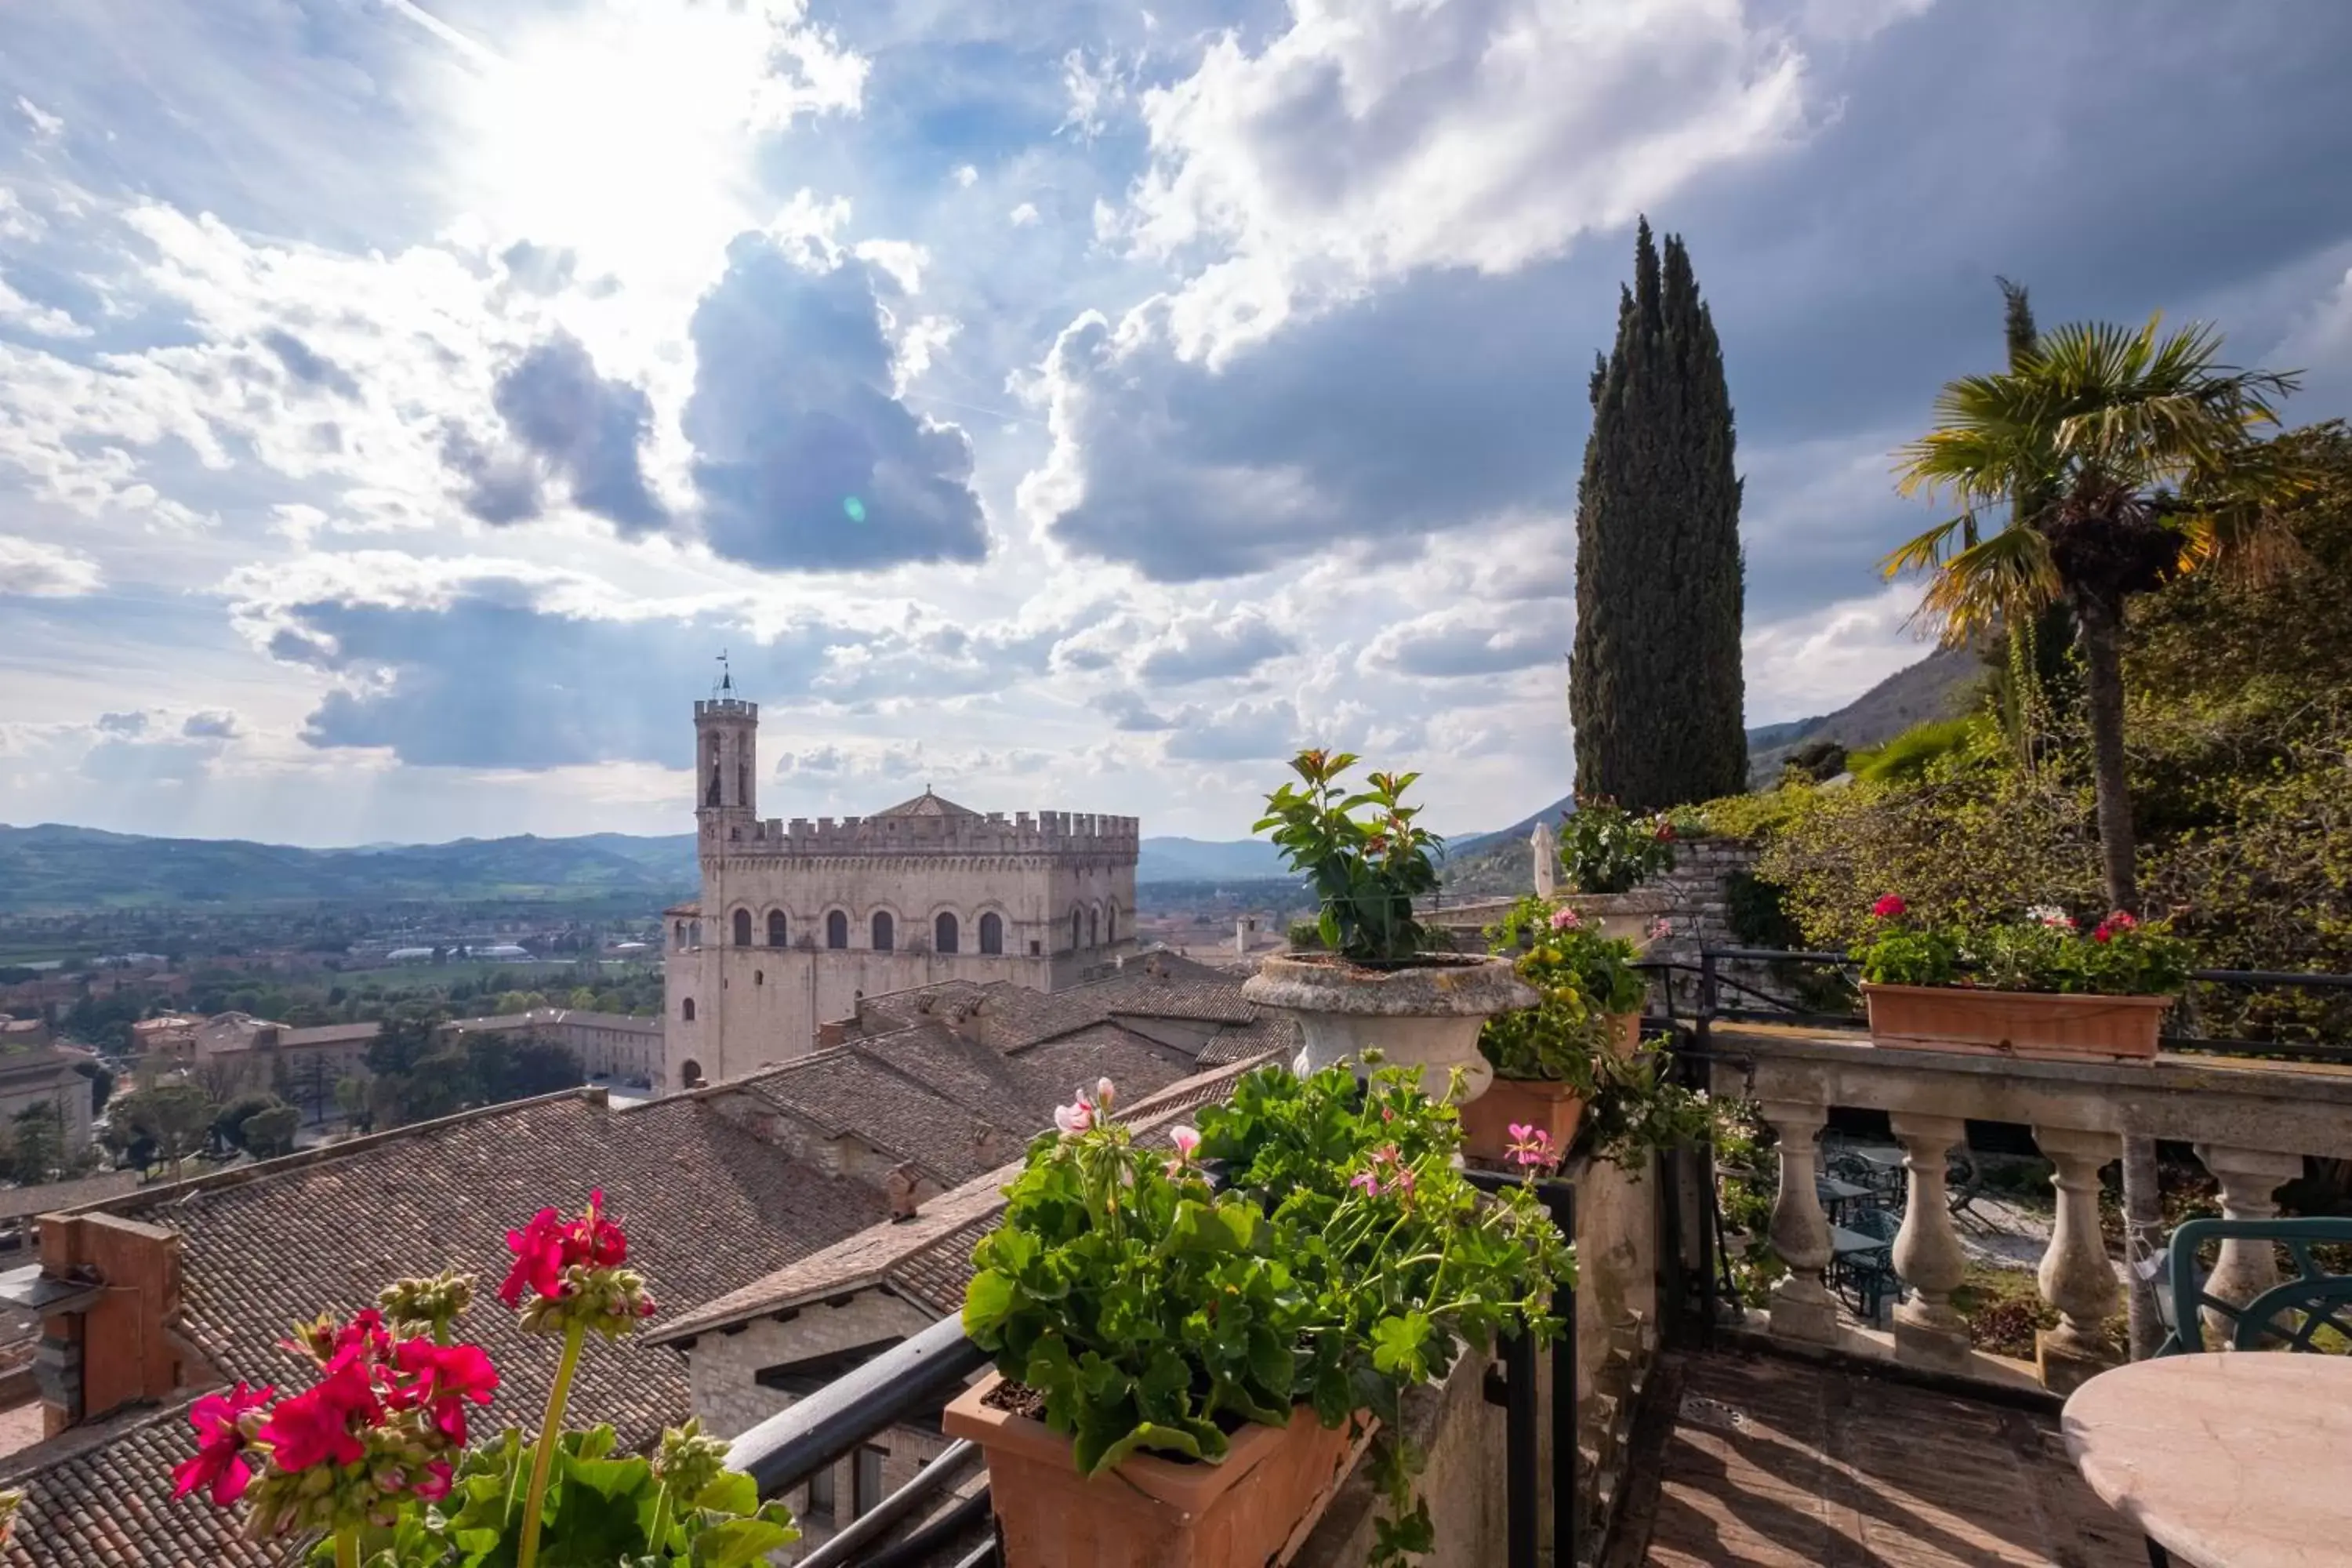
[722,1314,994,1567]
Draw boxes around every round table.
[2062,1354,2352,1567]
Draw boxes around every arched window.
[1088,906,1099,948]
[872,911,895,952]
[673,920,685,949]
[690,920,702,947]
[732,908,753,947]
[768,909,787,946]
[979,912,1004,955]
[826,910,848,949]
[681,997,696,1023]
[935,912,959,954]
[680,1059,704,1089]
[1105,903,1117,944]
[1070,907,1082,950]
[753,970,764,986]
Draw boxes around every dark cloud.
[180,710,240,739]
[1134,609,1295,684]
[683,234,989,571]
[270,587,866,769]
[484,334,669,534]
[1032,0,2352,619]
[1092,689,1175,731]
[260,329,360,398]
[95,710,147,736]
[441,427,543,525]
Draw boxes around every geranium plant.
[1478,896,1719,1167]
[1557,799,1678,895]
[963,1069,1573,1565]
[1854,896,2194,995]
[1257,750,1442,964]
[170,1193,796,1568]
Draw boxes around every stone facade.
[663,695,1139,1090]
[0,1045,94,1160]
[444,1008,662,1084]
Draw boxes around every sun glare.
[447,2,822,295]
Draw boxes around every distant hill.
[1439,648,1983,896]
[0,824,699,911]
[1137,837,1290,883]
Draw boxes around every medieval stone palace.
[662,694,1139,1089]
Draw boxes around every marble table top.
[2062,1353,2352,1567]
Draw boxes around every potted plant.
[1458,898,1643,1161]
[1243,750,1535,1102]
[169,1195,797,1568]
[1853,897,2192,1062]
[956,1068,1573,1567]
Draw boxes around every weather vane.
[715,648,733,698]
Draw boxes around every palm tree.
[1887,314,2303,912]
[1888,314,2305,1359]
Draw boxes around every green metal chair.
[2154,1215,2352,1356]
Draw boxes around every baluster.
[1759,1099,1837,1345]
[1889,1113,1972,1372]
[2031,1126,2122,1392]
[2192,1143,2303,1349]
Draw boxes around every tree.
[1889,314,2306,1358]
[1982,278,2078,766]
[11,1104,64,1185]
[238,1104,299,1160]
[212,1092,286,1154]
[1570,217,1748,811]
[109,1083,217,1180]
[333,1075,372,1132]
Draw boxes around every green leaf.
[964,1269,1019,1338]
[691,1470,759,1516]
[688,1516,802,1566]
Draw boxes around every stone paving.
[1612,1349,2147,1567]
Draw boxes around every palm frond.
[1907,524,2060,644]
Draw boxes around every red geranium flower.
[1871,895,1907,920]
[257,1352,379,1472]
[389,1338,500,1446]
[500,1191,631,1308]
[413,1459,455,1503]
[172,1382,274,1505]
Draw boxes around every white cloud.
[953,164,980,189]
[15,96,63,139]
[1742,580,1931,720]
[0,274,91,338]
[1009,201,1040,227]
[1117,0,1823,358]
[0,535,102,597]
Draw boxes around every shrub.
[1558,800,1677,894]
[1257,751,1441,963]
[1846,714,1993,785]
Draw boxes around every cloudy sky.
[2,0,2350,846]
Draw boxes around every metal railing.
[722,1314,994,1567]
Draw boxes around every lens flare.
[842,496,867,523]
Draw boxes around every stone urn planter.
[943,1375,1372,1568]
[1457,1011,1641,1163]
[1240,953,1537,1103]
[1861,984,2172,1062]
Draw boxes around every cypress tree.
[1569,218,1747,811]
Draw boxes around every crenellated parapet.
[708,808,1141,859]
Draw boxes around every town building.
[0,954,1283,1566]
[443,1007,663,1085]
[662,691,1139,1091]
[0,1039,94,1163]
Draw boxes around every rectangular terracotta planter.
[1860,983,2173,1062]
[942,1374,1373,1568]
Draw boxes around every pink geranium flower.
[1548,906,1581,931]
[390,1339,499,1446]
[1871,895,1907,920]
[1162,1124,1201,1178]
[256,1353,379,1472]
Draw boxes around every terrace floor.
[1610,1349,2149,1567]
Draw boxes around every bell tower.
[694,661,757,827]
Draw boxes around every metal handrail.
[723,1312,989,1498]
[793,1439,982,1568]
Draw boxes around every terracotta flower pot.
[1458,1076,1585,1163]
[942,1375,1373,1568]
[1240,953,1537,1103]
[1860,983,2172,1062]
[1458,1012,1640,1162]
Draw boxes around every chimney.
[27,1212,184,1438]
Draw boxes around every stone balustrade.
[1711,1025,2352,1392]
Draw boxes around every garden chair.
[2153,1215,2352,1355]
[1829,1204,1905,1322]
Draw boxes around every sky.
[2,0,2351,847]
